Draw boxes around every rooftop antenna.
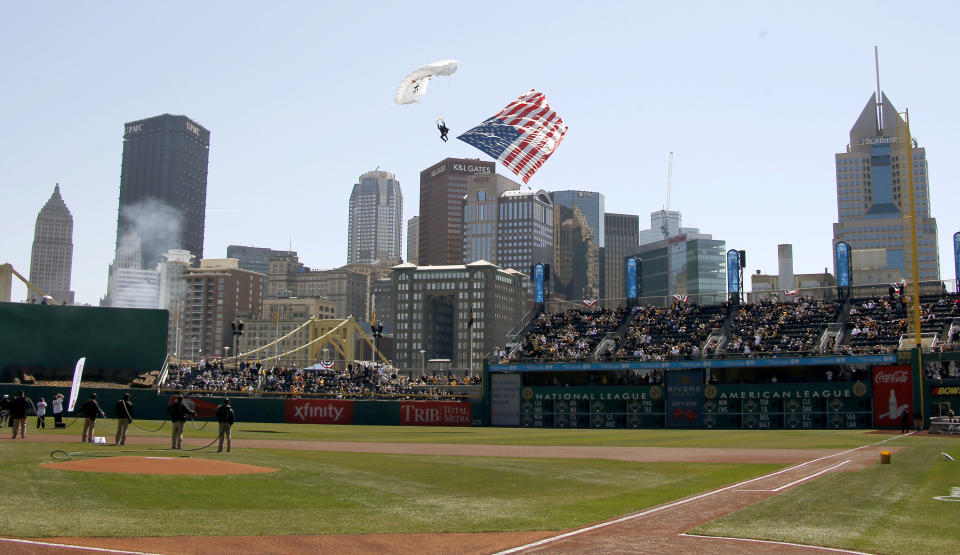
[664,151,674,211]
[661,152,673,239]
[875,46,883,133]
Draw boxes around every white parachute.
[394,60,459,105]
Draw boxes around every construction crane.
[0,263,50,303]
[661,152,674,239]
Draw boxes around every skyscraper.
[631,233,727,306]
[602,213,639,306]
[29,184,74,304]
[550,190,605,301]
[461,173,522,264]
[553,204,601,301]
[419,158,497,266]
[550,191,605,248]
[347,170,403,265]
[115,114,210,270]
[495,189,553,277]
[832,92,939,282]
[406,216,419,264]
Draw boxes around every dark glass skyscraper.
[550,190,605,301]
[115,114,210,269]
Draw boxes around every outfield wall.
[484,356,905,429]
[0,385,479,427]
[0,303,168,381]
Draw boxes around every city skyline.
[3,2,959,304]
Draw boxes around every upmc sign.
[400,401,472,426]
[285,399,354,424]
[872,365,913,427]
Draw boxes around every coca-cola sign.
[872,366,913,428]
[875,370,910,384]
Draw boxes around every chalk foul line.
[0,537,160,554]
[677,533,875,554]
[494,435,906,554]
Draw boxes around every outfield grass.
[0,441,778,537]
[692,435,960,553]
[42,418,889,449]
[9,425,958,553]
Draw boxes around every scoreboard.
[701,382,872,429]
[519,386,665,428]
[507,381,872,429]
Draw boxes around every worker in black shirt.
[78,393,106,443]
[114,393,134,446]
[216,398,235,453]
[9,391,30,439]
[167,395,195,449]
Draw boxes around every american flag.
[673,294,689,303]
[457,90,567,183]
[582,299,598,308]
[784,289,799,296]
[319,360,335,369]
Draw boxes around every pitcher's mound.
[41,455,278,475]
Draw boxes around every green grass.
[10,425,959,552]
[692,435,960,553]
[0,441,777,537]
[40,419,888,449]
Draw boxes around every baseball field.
[1,423,957,554]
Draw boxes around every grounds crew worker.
[114,393,133,446]
[216,398,235,453]
[167,395,195,450]
[79,393,106,443]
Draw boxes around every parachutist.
[437,120,449,142]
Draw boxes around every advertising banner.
[534,263,545,304]
[836,241,851,288]
[954,232,960,293]
[726,250,740,294]
[626,257,638,299]
[399,401,471,426]
[491,373,522,426]
[67,357,86,412]
[172,396,219,419]
[284,399,354,424]
[872,365,912,427]
[667,370,703,427]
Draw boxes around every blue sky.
[2,1,959,304]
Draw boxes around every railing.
[897,332,939,352]
[929,416,960,435]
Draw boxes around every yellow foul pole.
[901,109,924,423]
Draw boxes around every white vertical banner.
[67,357,86,412]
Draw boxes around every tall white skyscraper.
[29,184,74,304]
[347,170,402,265]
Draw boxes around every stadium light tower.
[370,321,384,365]
[231,320,244,370]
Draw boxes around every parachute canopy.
[457,90,567,184]
[394,60,460,105]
